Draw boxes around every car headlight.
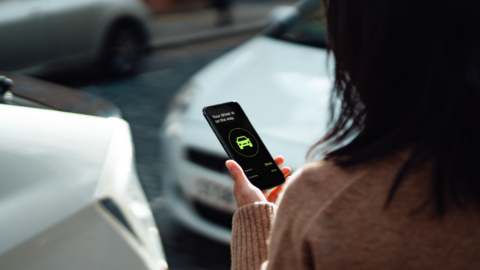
[165,81,198,123]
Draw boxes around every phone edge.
[202,106,236,161]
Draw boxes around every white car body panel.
[0,105,167,269]
[161,36,333,244]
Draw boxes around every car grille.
[193,200,233,229]
[186,147,229,175]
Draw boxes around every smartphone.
[203,101,285,190]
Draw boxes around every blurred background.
[0,0,327,269]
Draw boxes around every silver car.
[0,0,152,75]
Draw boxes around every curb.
[150,19,269,50]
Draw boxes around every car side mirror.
[0,76,13,96]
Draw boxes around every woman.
[226,0,480,269]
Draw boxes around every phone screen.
[203,102,285,190]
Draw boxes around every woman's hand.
[225,156,291,208]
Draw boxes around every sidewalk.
[150,2,295,49]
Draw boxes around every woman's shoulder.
[284,151,410,194]
[280,159,362,202]
[271,155,410,244]
[276,154,409,219]
[270,160,361,246]
[274,160,357,222]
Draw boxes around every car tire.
[103,26,145,76]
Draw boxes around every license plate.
[194,178,236,212]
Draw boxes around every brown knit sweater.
[231,154,480,270]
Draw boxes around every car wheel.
[103,26,144,76]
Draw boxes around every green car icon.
[236,136,253,150]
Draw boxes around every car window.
[263,0,327,49]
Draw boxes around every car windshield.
[263,0,327,48]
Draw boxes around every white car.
[0,96,167,267]
[160,0,331,244]
[0,0,152,75]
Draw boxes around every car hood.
[2,72,121,118]
[183,36,333,166]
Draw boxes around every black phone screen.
[203,102,285,190]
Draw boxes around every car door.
[45,0,104,61]
[0,0,51,71]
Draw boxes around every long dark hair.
[311,0,480,216]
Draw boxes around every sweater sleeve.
[231,164,322,270]
[231,202,277,270]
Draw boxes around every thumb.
[225,160,249,185]
[226,159,266,208]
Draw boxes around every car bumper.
[160,124,235,245]
[162,172,233,244]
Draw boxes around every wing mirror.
[0,76,13,96]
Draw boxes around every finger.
[266,185,283,203]
[225,160,249,185]
[280,166,291,177]
[266,176,291,203]
[273,156,284,167]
